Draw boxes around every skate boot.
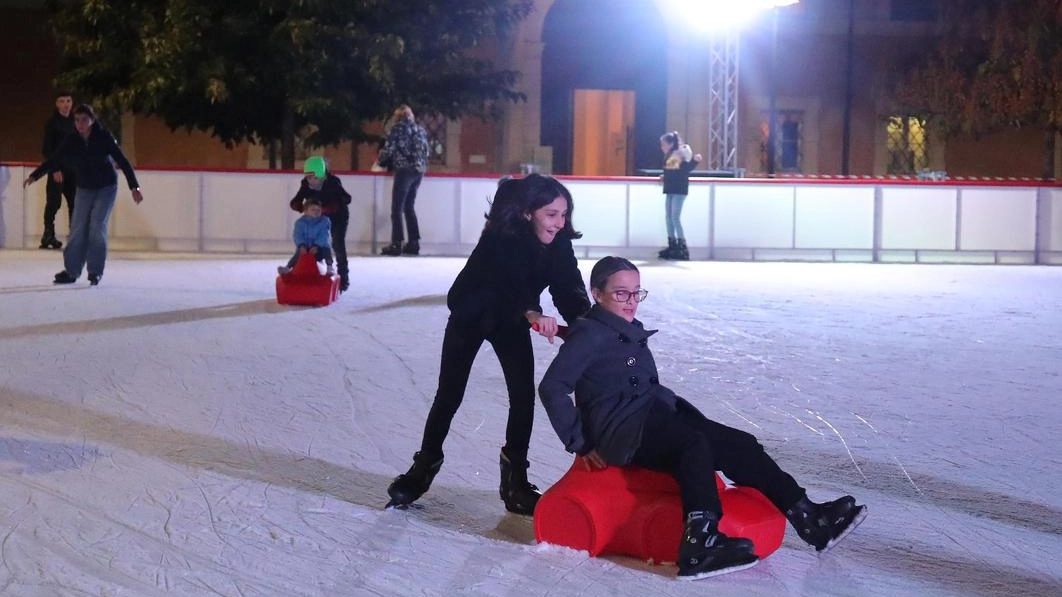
[499,449,541,515]
[88,273,101,286]
[658,237,677,259]
[380,242,403,256]
[39,230,62,250]
[677,511,759,580]
[672,238,690,261]
[53,270,76,284]
[402,240,420,256]
[785,495,868,553]
[386,451,443,508]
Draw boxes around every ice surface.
[1,250,1060,596]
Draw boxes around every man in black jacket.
[39,91,77,250]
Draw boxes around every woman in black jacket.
[24,104,143,286]
[387,173,592,515]
[539,257,867,580]
[657,131,701,261]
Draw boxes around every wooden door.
[572,89,636,176]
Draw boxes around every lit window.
[760,110,803,173]
[886,115,929,175]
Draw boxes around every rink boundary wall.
[2,163,1060,265]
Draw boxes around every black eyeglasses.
[611,289,649,303]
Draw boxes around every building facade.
[2,0,1058,179]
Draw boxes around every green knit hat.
[304,156,327,179]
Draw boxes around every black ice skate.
[658,237,677,259]
[379,242,403,256]
[53,271,76,284]
[88,273,101,286]
[677,511,759,580]
[39,232,62,250]
[499,449,541,515]
[785,495,868,553]
[386,451,443,509]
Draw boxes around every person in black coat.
[24,104,143,286]
[539,257,867,580]
[39,91,78,250]
[387,173,592,515]
[289,156,352,291]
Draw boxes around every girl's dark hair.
[589,256,639,292]
[72,104,97,120]
[660,131,681,153]
[483,173,581,239]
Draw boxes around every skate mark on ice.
[854,413,922,495]
[811,410,867,482]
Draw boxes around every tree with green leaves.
[46,0,532,168]
[894,0,1062,178]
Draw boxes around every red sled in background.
[276,253,340,307]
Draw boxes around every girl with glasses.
[538,256,866,580]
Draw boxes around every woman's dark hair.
[589,256,639,292]
[483,173,581,239]
[72,104,97,120]
[660,131,681,153]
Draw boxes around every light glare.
[669,0,799,34]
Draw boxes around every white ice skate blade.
[677,558,759,581]
[820,505,868,554]
[384,501,424,512]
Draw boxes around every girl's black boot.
[499,449,540,515]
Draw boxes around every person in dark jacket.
[24,104,143,286]
[387,173,592,515]
[538,257,867,580]
[658,131,701,261]
[289,156,351,291]
[39,90,78,250]
[377,104,429,256]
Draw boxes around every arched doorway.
[541,0,668,175]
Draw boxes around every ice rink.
[1,249,1060,597]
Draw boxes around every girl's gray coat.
[538,305,678,465]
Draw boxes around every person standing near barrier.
[24,104,143,286]
[39,90,77,250]
[658,131,701,261]
[289,156,351,291]
[377,105,429,256]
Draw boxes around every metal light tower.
[706,31,740,172]
[672,0,799,175]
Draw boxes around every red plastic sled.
[276,252,341,306]
[534,457,786,564]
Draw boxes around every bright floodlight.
[669,0,799,34]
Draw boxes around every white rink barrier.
[2,164,1060,265]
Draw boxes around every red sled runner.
[276,253,340,307]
